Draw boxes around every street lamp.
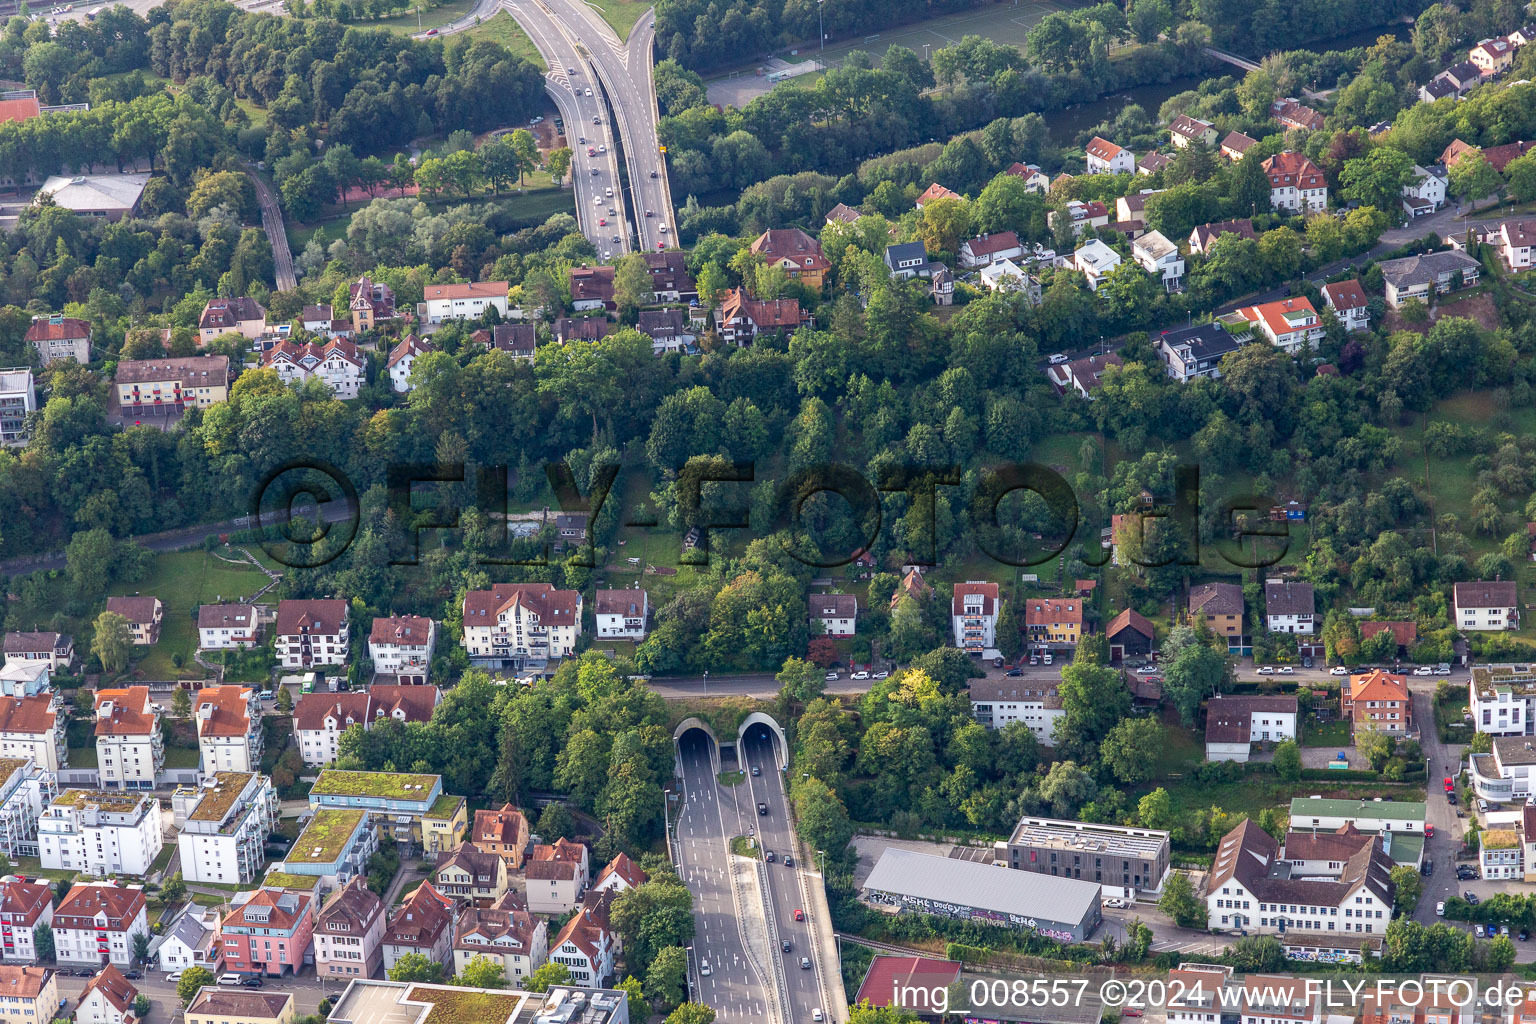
[702,669,708,695]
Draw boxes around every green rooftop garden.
[288,809,366,863]
[53,789,150,813]
[312,769,439,800]
[1483,829,1520,850]
[424,794,462,820]
[405,986,525,1024]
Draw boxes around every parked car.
[165,972,183,983]
[218,974,244,986]
[872,671,888,679]
[1048,353,1069,365]
[1502,924,1511,936]
[1042,653,1052,665]
[1421,859,1433,876]
[1436,901,1445,916]
[1436,664,1452,675]
[824,671,839,681]
[1330,666,1349,675]
[1520,929,1530,941]
[1445,777,1455,792]
[1104,897,1129,908]
[1135,665,1159,675]
[1475,924,1485,937]
[850,671,870,680]
[240,977,264,988]
[1426,824,1435,838]
[1277,666,1294,674]
[1413,666,1434,676]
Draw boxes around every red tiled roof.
[94,687,156,737]
[274,599,348,637]
[55,882,146,930]
[1483,140,1536,172]
[195,685,254,738]
[569,265,616,304]
[385,335,432,369]
[198,604,255,631]
[293,692,372,732]
[80,964,136,1014]
[1023,598,1082,627]
[462,584,579,627]
[0,97,41,124]
[915,183,959,206]
[199,297,265,331]
[1322,280,1368,311]
[473,804,528,849]
[1348,669,1408,703]
[105,596,160,625]
[368,615,433,646]
[370,685,438,724]
[961,231,1021,257]
[1086,136,1124,161]
[0,879,52,925]
[1106,608,1155,640]
[855,956,962,1012]
[24,317,89,342]
[0,695,57,736]
[384,882,454,949]
[262,338,363,370]
[595,851,646,890]
[1239,297,1320,339]
[318,877,383,932]
[1262,151,1326,189]
[951,582,999,617]
[222,888,313,933]
[423,282,509,301]
[750,228,829,272]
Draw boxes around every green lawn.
[368,0,480,35]
[164,746,200,769]
[67,746,97,768]
[1302,718,1352,748]
[584,0,649,40]
[464,11,547,68]
[1162,776,1411,822]
[112,548,272,681]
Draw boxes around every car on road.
[598,218,606,225]
[593,196,603,204]
[240,977,264,988]
[752,765,760,776]
[603,250,611,259]
[650,170,658,178]
[824,671,838,681]
[851,671,869,679]
[1445,777,1455,792]
[782,940,792,952]
[604,187,613,196]
[661,224,669,232]
[585,88,593,96]
[873,671,888,679]
[1135,665,1159,675]
[645,209,653,217]
[1413,666,1434,675]
[657,241,666,250]
[1257,666,1274,675]
[587,147,595,156]
[800,957,812,969]
[599,144,606,152]
[612,236,620,244]
[784,854,793,866]
[1437,901,1446,916]
[1330,666,1349,675]
[813,1011,824,1023]
[166,971,183,983]
[700,960,711,976]
[425,27,437,34]
[1426,824,1435,837]
[757,802,768,815]
[1277,666,1294,674]
[766,850,775,862]
[567,66,576,74]
[794,908,805,921]
[1047,353,1069,365]
[218,974,245,986]
[123,970,142,980]
[1006,669,1022,676]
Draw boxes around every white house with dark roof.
[1493,219,1536,270]
[1320,280,1370,332]
[367,615,435,683]
[810,594,857,637]
[1204,694,1298,761]
[1169,115,1217,149]
[1157,322,1247,382]
[1379,250,1481,308]
[462,584,582,669]
[593,589,648,641]
[2,631,73,671]
[968,679,1063,743]
[151,904,223,973]
[1454,580,1518,631]
[386,336,434,394]
[197,604,258,650]
[957,231,1023,269]
[1402,164,1447,217]
[1264,580,1315,634]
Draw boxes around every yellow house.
[186,988,297,1024]
[422,793,468,854]
[749,228,830,290]
[1189,582,1244,637]
[1024,598,1083,645]
[0,965,57,1024]
[115,356,230,413]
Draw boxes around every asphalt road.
[676,731,775,1023]
[500,0,631,259]
[742,727,830,1024]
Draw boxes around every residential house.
[103,597,161,646]
[461,583,582,669]
[549,891,617,988]
[978,259,1041,303]
[883,241,937,279]
[314,877,384,980]
[307,769,466,855]
[1157,321,1247,382]
[1169,115,1217,148]
[1115,189,1162,226]
[0,966,56,1024]
[261,339,366,400]
[197,605,258,651]
[1470,37,1515,75]
[1287,795,1425,833]
[367,615,435,683]
[1359,621,1417,658]
[1321,280,1370,331]
[1454,580,1518,630]
[1238,975,1323,1024]
[1023,598,1081,647]
[0,369,32,446]
[1237,297,1325,355]
[2,632,72,671]
[1220,131,1257,161]
[1494,219,1536,270]
[76,964,137,1024]
[1379,250,1482,307]
[642,251,697,303]
[714,289,805,344]
[1204,819,1394,936]
[1467,664,1536,736]
[1471,737,1536,802]
[1105,609,1156,663]
[0,695,66,773]
[1132,230,1184,292]
[1439,138,1483,168]
[1204,694,1299,762]
[594,589,648,641]
[185,990,296,1024]
[1072,239,1121,291]
[1049,351,1124,398]
[824,203,861,225]
[93,687,162,790]
[635,310,695,354]
[1271,98,1325,132]
[117,356,232,414]
[219,888,316,977]
[809,594,857,638]
[569,266,615,312]
[1509,24,1536,45]
[1402,164,1448,217]
[293,689,439,767]
[382,883,455,973]
[452,891,547,984]
[280,807,375,891]
[1264,580,1315,634]
[473,324,536,361]
[471,804,529,870]
[300,304,352,340]
[553,514,588,552]
[552,318,614,345]
[1342,670,1413,737]
[951,582,1000,654]
[1421,61,1482,103]
[194,686,262,774]
[1479,827,1520,879]
[421,282,510,324]
[1189,218,1256,254]
[434,843,510,904]
[39,790,161,875]
[957,231,1023,269]
[25,315,90,365]
[968,679,1064,744]
[198,297,266,345]
[749,228,829,288]
[0,758,49,863]
[592,852,646,894]
[1189,582,1243,636]
[1085,137,1135,174]
[914,183,960,208]
[1263,152,1329,213]
[0,662,46,699]
[1051,199,1110,236]
[1004,162,1049,192]
[274,599,350,669]
[0,878,52,963]
[385,336,433,394]
[52,882,148,967]
[1138,151,1172,175]
[891,568,932,613]
[349,275,396,332]
[174,772,279,885]
[528,839,590,915]
[151,905,223,973]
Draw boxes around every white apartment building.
[1085,136,1136,174]
[951,582,999,654]
[261,339,366,400]
[52,882,149,968]
[197,605,259,650]
[386,336,433,394]
[1263,152,1329,213]
[274,599,350,669]
[173,772,279,885]
[1131,230,1184,292]
[462,584,582,670]
[1454,581,1518,631]
[1469,665,1536,738]
[0,877,54,963]
[195,685,263,774]
[0,757,52,861]
[594,590,648,641]
[292,688,439,768]
[39,790,162,876]
[93,687,163,791]
[549,893,616,989]
[968,680,1064,745]
[452,893,548,984]
[0,369,34,446]
[527,839,590,915]
[0,694,66,773]
[422,282,510,324]
[367,615,435,683]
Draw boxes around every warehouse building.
[994,816,1171,895]
[862,848,1101,942]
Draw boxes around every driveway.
[1410,679,1471,925]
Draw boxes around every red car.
[587,147,596,156]
[793,909,804,921]
[598,218,606,226]
[1426,824,1435,837]
[424,27,437,34]
[1444,777,1454,792]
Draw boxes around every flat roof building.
[325,980,630,1024]
[995,816,1171,894]
[862,848,1102,942]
